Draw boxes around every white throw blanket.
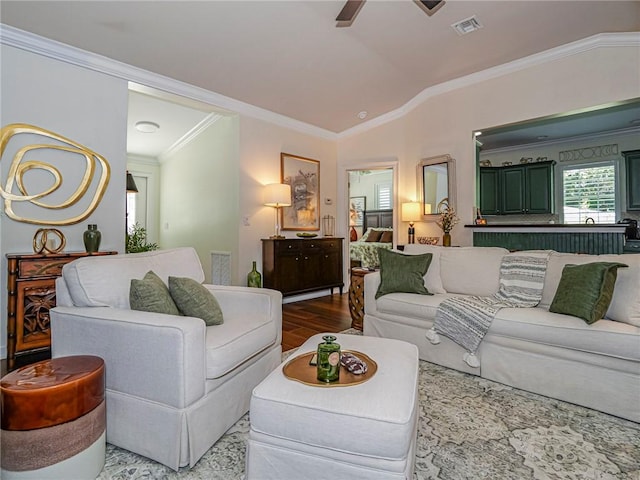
[426,253,549,368]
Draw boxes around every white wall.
[158,115,239,283]
[237,116,338,288]
[0,45,129,359]
[338,43,640,246]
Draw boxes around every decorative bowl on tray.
[296,232,318,238]
[417,236,439,245]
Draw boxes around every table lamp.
[264,183,291,238]
[401,202,421,244]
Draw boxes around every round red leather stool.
[1,356,106,479]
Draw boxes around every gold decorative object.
[32,228,66,254]
[0,123,111,225]
[282,350,377,387]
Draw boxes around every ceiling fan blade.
[415,0,445,16]
[336,0,366,27]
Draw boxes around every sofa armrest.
[203,285,283,345]
[364,271,381,316]
[50,306,206,408]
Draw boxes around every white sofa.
[364,245,640,423]
[50,247,282,470]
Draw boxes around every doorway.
[347,167,396,269]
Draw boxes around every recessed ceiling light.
[135,121,160,133]
[357,111,368,120]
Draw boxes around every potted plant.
[126,223,158,253]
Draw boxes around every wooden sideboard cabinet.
[262,238,344,297]
[6,251,117,371]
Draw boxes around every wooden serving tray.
[282,350,377,387]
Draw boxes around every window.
[561,162,616,224]
[375,182,392,210]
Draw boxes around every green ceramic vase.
[83,224,101,253]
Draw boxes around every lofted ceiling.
[2,0,639,136]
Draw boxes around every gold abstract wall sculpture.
[0,123,111,225]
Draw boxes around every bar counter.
[466,224,626,254]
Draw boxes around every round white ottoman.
[246,333,419,480]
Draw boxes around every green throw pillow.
[549,262,628,324]
[130,270,181,315]
[168,276,224,326]
[375,249,433,299]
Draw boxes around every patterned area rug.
[99,329,639,479]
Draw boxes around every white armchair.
[50,247,282,470]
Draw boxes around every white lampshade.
[264,183,291,207]
[401,202,421,222]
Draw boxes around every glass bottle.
[317,335,340,382]
[83,224,101,253]
[247,261,262,288]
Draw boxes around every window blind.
[562,164,616,224]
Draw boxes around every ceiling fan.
[336,0,445,27]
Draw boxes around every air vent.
[451,15,483,35]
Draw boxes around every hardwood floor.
[282,293,353,352]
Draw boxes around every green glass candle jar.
[317,335,340,383]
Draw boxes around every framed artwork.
[350,196,366,226]
[281,153,320,231]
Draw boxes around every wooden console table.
[6,251,117,371]
[262,238,344,297]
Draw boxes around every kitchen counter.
[465,224,626,233]
[467,224,626,254]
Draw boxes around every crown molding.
[158,113,223,163]
[338,32,640,139]
[0,24,337,141]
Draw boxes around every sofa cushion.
[204,309,278,379]
[379,231,393,243]
[494,252,549,306]
[376,249,432,299]
[549,262,628,324]
[490,307,640,362]
[541,252,640,327]
[169,276,224,326]
[130,271,180,316]
[439,247,509,296]
[402,245,446,294]
[62,248,205,309]
[361,227,392,241]
[376,292,460,323]
[365,230,384,242]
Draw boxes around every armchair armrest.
[203,285,283,345]
[50,306,206,409]
[364,271,381,316]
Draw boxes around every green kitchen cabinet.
[501,167,526,214]
[479,161,554,215]
[479,168,501,215]
[623,149,640,211]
